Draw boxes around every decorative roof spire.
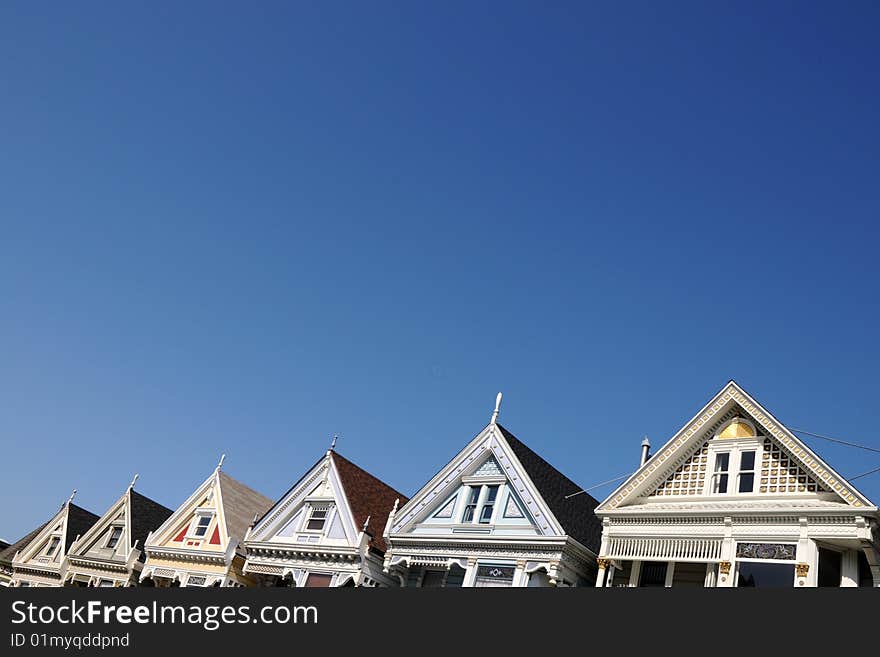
[363,515,371,532]
[215,453,226,473]
[65,489,77,507]
[330,434,338,451]
[128,473,139,490]
[491,392,503,425]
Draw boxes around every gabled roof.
[217,471,274,544]
[145,467,274,556]
[388,418,602,554]
[0,540,8,551]
[0,522,49,567]
[596,380,878,513]
[128,490,174,554]
[497,425,603,552]
[330,451,409,552]
[64,504,102,552]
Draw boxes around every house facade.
[64,477,173,587]
[8,494,99,587]
[243,449,407,587]
[383,394,602,587]
[594,381,880,587]
[140,460,273,587]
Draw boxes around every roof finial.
[330,434,338,451]
[363,515,371,532]
[491,392,503,424]
[66,489,77,506]
[128,473,139,490]
[216,453,226,472]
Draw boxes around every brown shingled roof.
[330,451,408,553]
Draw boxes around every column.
[840,550,858,587]
[595,558,609,587]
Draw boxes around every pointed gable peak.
[598,380,877,512]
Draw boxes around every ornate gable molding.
[388,425,562,537]
[598,382,873,511]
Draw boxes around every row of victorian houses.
[2,381,878,588]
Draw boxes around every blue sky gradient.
[2,2,879,540]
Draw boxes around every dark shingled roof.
[128,490,174,560]
[0,522,49,566]
[331,451,409,553]
[65,504,101,553]
[497,424,603,553]
[0,540,8,551]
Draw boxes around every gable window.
[479,485,499,523]
[106,527,123,549]
[461,488,480,523]
[192,514,212,537]
[709,447,759,495]
[305,506,328,532]
[738,451,756,493]
[45,537,61,557]
[459,484,500,525]
[712,453,730,493]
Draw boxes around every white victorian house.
[243,449,407,587]
[595,381,880,587]
[64,476,173,587]
[383,394,602,587]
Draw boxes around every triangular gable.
[146,471,228,553]
[68,492,130,561]
[597,381,876,511]
[389,423,565,538]
[14,503,99,567]
[247,453,359,547]
[68,487,173,563]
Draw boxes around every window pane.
[468,488,480,504]
[740,451,756,471]
[738,473,755,493]
[714,453,729,472]
[194,516,211,536]
[736,562,794,587]
[304,573,332,588]
[714,474,728,494]
[479,504,493,523]
[107,527,122,548]
[485,485,499,502]
[462,506,475,523]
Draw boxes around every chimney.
[640,436,651,466]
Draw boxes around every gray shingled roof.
[217,471,274,547]
[0,522,49,566]
[497,424,603,553]
[65,504,101,553]
[128,490,174,559]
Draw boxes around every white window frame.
[302,504,331,533]
[44,536,61,557]
[705,441,763,496]
[104,525,124,550]
[188,510,214,539]
[457,483,502,525]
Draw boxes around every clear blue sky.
[2,2,879,541]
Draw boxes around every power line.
[849,465,880,481]
[565,427,880,501]
[789,428,880,454]
[565,472,633,499]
